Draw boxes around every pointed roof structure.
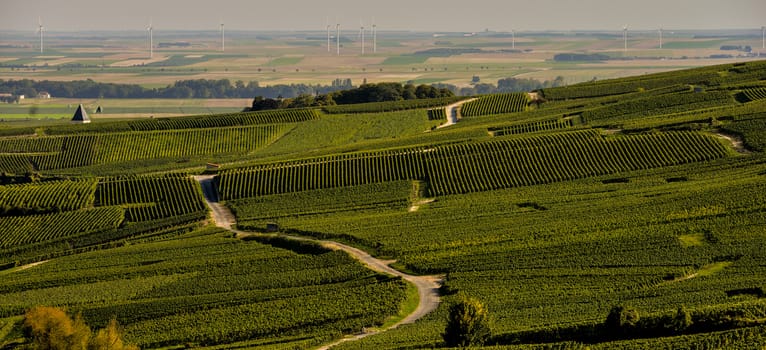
[71,104,91,124]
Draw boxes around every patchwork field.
[1,29,763,90]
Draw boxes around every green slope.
[1,60,765,349]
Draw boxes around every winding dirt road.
[193,176,442,349]
[438,98,477,129]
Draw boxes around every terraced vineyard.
[0,179,97,214]
[0,174,208,267]
[218,130,728,198]
[425,130,729,195]
[584,91,735,125]
[322,97,463,114]
[2,60,766,350]
[539,61,766,100]
[460,93,530,116]
[427,108,447,121]
[0,125,291,172]
[95,175,206,222]
[741,87,766,102]
[487,117,579,136]
[218,149,427,199]
[229,181,413,224]
[0,207,124,249]
[0,228,408,348]
[43,108,319,135]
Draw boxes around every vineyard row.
[460,93,530,117]
[218,130,729,199]
[0,179,97,214]
[321,97,463,114]
[43,109,318,135]
[95,175,207,222]
[0,125,291,172]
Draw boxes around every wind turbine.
[622,25,628,53]
[511,29,515,49]
[36,17,44,54]
[336,23,340,56]
[359,20,365,55]
[220,22,225,52]
[659,27,663,49]
[372,19,377,53]
[326,22,331,52]
[147,19,153,59]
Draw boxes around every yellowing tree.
[23,306,90,350]
[89,318,138,350]
[23,306,138,350]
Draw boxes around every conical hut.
[71,104,91,124]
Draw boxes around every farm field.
[0,60,765,349]
[1,29,763,91]
[0,98,251,120]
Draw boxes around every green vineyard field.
[219,130,728,199]
[230,181,413,226]
[427,108,447,121]
[322,97,463,114]
[0,228,408,348]
[425,130,729,195]
[487,118,578,136]
[742,87,766,102]
[0,179,97,215]
[460,93,530,116]
[95,175,207,222]
[43,108,318,135]
[218,148,427,199]
[584,91,734,124]
[540,61,766,100]
[0,125,291,172]
[0,174,208,267]
[2,60,766,350]
[0,207,124,249]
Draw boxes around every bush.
[443,294,492,347]
[605,305,640,334]
[666,306,693,333]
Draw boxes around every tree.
[665,306,692,333]
[287,94,316,108]
[605,305,640,335]
[23,306,90,350]
[23,306,137,350]
[403,84,417,99]
[89,318,138,350]
[313,94,335,106]
[250,96,281,111]
[443,294,492,347]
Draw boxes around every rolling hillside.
[1,60,765,349]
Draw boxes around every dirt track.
[713,130,749,154]
[438,98,477,129]
[194,176,442,349]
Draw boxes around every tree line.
[249,82,455,110]
[434,76,565,96]
[0,78,354,100]
[0,76,561,102]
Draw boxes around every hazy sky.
[0,0,764,32]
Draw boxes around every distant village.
[0,91,50,103]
